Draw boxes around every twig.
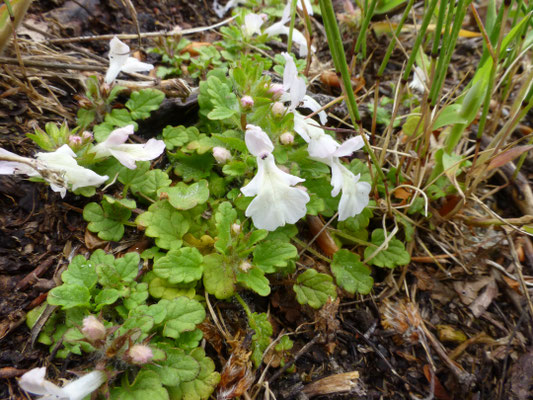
[0,57,106,71]
[47,17,236,44]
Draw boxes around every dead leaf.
[453,276,493,305]
[487,145,533,171]
[423,365,452,400]
[437,325,467,343]
[469,276,498,317]
[303,371,363,397]
[307,215,339,257]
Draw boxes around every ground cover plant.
[0,0,532,399]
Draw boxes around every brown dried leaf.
[487,145,533,171]
[303,371,362,397]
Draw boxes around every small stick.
[47,17,236,45]
[0,56,106,71]
[15,255,56,291]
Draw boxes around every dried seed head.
[381,298,423,344]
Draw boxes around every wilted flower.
[213,146,232,164]
[409,66,427,93]
[241,124,309,231]
[281,53,327,124]
[127,344,153,365]
[280,132,294,145]
[240,95,254,109]
[18,367,106,400]
[0,145,108,198]
[105,36,154,84]
[90,125,165,169]
[81,315,106,342]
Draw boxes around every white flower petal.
[301,95,327,124]
[409,66,427,93]
[338,179,371,221]
[282,52,299,91]
[18,367,51,396]
[291,28,309,58]
[62,371,106,400]
[298,0,314,15]
[293,113,311,142]
[245,125,274,156]
[243,13,264,37]
[307,133,339,159]
[328,158,344,197]
[332,136,365,157]
[105,36,130,84]
[121,57,154,74]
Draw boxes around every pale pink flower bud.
[82,131,93,142]
[128,344,153,365]
[212,146,232,164]
[81,316,106,341]
[259,13,268,21]
[231,223,241,234]
[280,132,294,145]
[271,102,286,117]
[240,95,254,109]
[268,83,284,99]
[68,135,82,147]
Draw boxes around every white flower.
[91,125,166,169]
[105,36,154,84]
[18,367,106,400]
[409,66,427,93]
[0,146,108,197]
[264,3,313,58]
[329,158,371,221]
[241,124,309,231]
[293,113,370,220]
[281,53,327,123]
[242,13,265,37]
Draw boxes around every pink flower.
[240,95,254,109]
[128,344,153,365]
[81,316,106,342]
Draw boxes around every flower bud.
[212,146,232,164]
[240,95,254,109]
[239,261,252,272]
[280,132,294,145]
[81,316,106,342]
[68,135,82,147]
[127,344,153,365]
[271,102,286,117]
[268,83,284,100]
[82,131,94,142]
[231,223,241,234]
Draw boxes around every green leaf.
[136,201,190,250]
[330,250,373,294]
[202,253,235,299]
[337,205,373,233]
[207,107,237,120]
[94,288,120,309]
[154,247,203,284]
[166,348,220,400]
[160,297,206,339]
[110,370,169,400]
[293,269,337,309]
[214,202,237,254]
[253,241,298,273]
[114,252,140,282]
[364,229,410,268]
[249,312,272,367]
[221,161,246,176]
[172,152,214,182]
[61,255,98,289]
[126,89,165,120]
[237,267,271,296]
[105,108,135,127]
[148,346,200,386]
[47,284,91,309]
[83,196,133,242]
[120,162,172,200]
[162,125,193,150]
[161,180,209,210]
[149,277,196,300]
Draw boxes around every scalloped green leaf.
[160,180,209,210]
[236,267,271,296]
[154,247,203,284]
[47,284,91,309]
[160,297,206,339]
[293,269,337,309]
[202,253,235,299]
[364,229,410,268]
[110,370,168,400]
[214,202,237,254]
[253,241,297,273]
[136,201,190,250]
[331,250,373,294]
[61,255,98,289]
[126,89,165,120]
